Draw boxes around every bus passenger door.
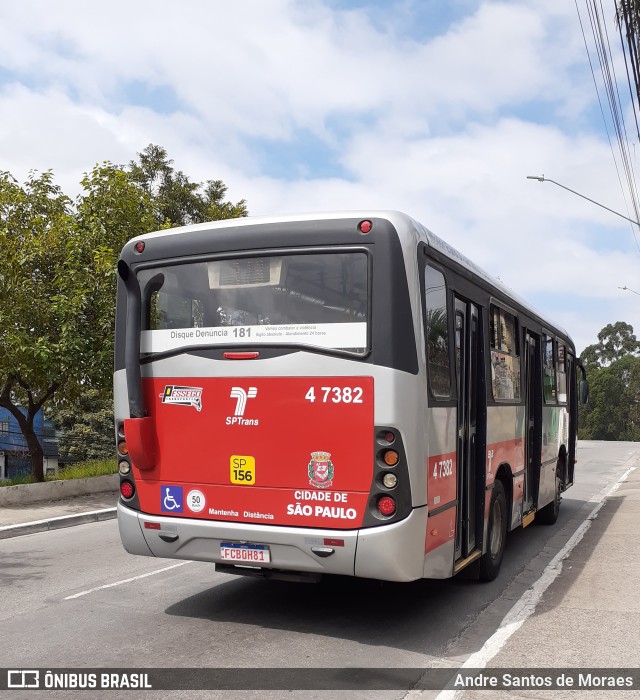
[524,332,542,512]
[454,297,481,560]
[566,353,576,486]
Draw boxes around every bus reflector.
[223,352,260,360]
[120,481,135,499]
[323,538,345,547]
[144,522,161,530]
[377,496,396,516]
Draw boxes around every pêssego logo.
[160,385,203,412]
[227,387,258,426]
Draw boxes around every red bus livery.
[114,212,587,582]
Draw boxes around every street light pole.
[526,175,640,227]
[618,285,640,296]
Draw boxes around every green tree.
[1,150,248,481]
[129,144,247,227]
[0,171,91,481]
[579,322,640,441]
[580,321,639,371]
[54,389,114,461]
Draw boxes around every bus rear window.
[138,251,369,355]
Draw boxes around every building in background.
[0,408,59,479]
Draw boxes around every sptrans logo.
[227,387,259,426]
[160,385,203,411]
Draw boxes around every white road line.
[430,462,638,700]
[64,561,192,600]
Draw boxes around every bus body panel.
[118,501,428,582]
[486,405,525,530]
[423,539,456,579]
[136,375,374,529]
[537,405,568,510]
[120,352,428,509]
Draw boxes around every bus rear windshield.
[138,251,369,355]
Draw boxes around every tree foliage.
[54,389,114,462]
[579,322,640,441]
[129,144,247,227]
[0,147,247,480]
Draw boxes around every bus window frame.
[542,330,557,405]
[488,299,522,404]
[556,339,568,406]
[419,251,455,405]
[136,245,374,362]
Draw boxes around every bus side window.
[543,335,557,403]
[490,305,520,400]
[556,342,567,404]
[424,265,451,397]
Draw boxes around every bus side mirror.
[579,379,589,405]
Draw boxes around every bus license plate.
[220,542,271,563]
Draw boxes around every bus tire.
[537,461,562,525]
[479,480,507,581]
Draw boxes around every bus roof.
[130,210,572,345]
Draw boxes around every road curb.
[0,474,119,507]
[0,508,117,540]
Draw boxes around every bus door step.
[453,549,482,575]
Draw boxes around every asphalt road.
[1,440,638,700]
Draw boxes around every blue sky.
[1,0,639,352]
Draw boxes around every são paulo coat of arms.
[308,451,334,488]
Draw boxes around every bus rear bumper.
[117,502,427,582]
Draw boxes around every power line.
[576,0,640,252]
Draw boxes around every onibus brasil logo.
[160,385,203,411]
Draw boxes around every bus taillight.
[120,481,135,499]
[377,496,396,517]
[383,450,399,466]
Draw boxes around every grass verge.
[0,458,117,487]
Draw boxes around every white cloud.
[0,0,638,352]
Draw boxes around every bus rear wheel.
[479,480,507,581]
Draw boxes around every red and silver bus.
[114,211,586,582]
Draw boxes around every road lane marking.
[428,461,638,700]
[64,561,192,599]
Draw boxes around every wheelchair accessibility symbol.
[161,485,183,513]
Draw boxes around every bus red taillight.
[358,219,373,234]
[120,481,135,499]
[377,496,396,516]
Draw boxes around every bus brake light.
[377,496,396,516]
[120,481,135,499]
